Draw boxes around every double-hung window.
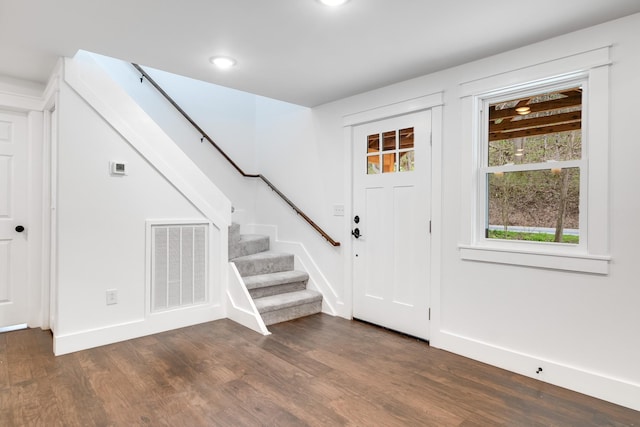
[481,80,585,246]
[459,47,611,274]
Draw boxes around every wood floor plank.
[208,405,263,427]
[49,354,111,425]
[0,334,8,389]
[241,369,350,426]
[0,316,638,426]
[7,379,64,426]
[221,379,307,425]
[311,350,467,426]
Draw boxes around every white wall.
[91,53,259,224]
[259,14,640,409]
[254,97,346,310]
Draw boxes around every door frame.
[42,78,60,332]
[342,93,444,340]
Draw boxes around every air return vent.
[151,223,208,312]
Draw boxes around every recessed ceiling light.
[209,56,237,69]
[318,0,349,6]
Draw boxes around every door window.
[366,127,415,174]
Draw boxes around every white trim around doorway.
[341,92,444,341]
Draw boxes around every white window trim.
[459,47,611,274]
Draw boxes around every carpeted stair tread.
[254,289,322,314]
[244,270,309,298]
[243,270,309,290]
[233,251,294,277]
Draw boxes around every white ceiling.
[1,0,640,107]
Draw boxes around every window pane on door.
[399,128,414,149]
[382,131,396,151]
[368,134,380,153]
[382,153,396,173]
[367,155,380,174]
[399,151,414,172]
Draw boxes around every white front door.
[352,110,431,340]
[0,110,29,328]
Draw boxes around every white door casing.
[0,110,29,328]
[352,110,432,340]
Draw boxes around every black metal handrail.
[133,63,340,247]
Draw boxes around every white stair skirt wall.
[54,52,232,355]
[226,263,270,335]
[243,223,339,316]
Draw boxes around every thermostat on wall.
[110,161,127,176]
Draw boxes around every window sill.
[458,245,610,274]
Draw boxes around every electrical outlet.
[106,289,118,305]
[333,204,345,216]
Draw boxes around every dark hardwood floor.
[1,314,638,426]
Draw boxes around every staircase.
[229,224,322,325]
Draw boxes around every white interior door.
[352,110,431,340]
[0,110,29,329]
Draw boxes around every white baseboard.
[433,330,640,412]
[53,304,225,355]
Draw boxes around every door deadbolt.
[354,215,360,224]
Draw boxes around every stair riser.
[261,301,322,325]
[234,254,294,277]
[249,281,307,299]
[228,224,241,260]
[229,224,240,245]
[231,237,270,260]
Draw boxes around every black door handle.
[15,225,25,233]
[352,228,361,239]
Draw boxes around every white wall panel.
[0,156,10,217]
[392,185,415,306]
[54,82,214,352]
[0,241,9,301]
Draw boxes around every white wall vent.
[151,223,208,312]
